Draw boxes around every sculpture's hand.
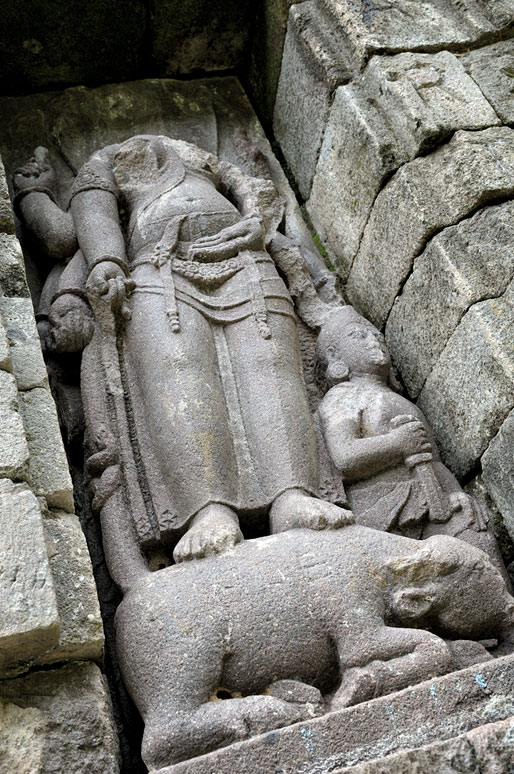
[48,294,94,352]
[13,147,57,194]
[188,216,264,261]
[389,414,433,460]
[331,666,377,709]
[86,262,135,319]
[449,491,489,532]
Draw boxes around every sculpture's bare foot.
[270,488,354,533]
[173,504,243,563]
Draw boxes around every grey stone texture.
[40,513,103,665]
[0,312,11,372]
[0,234,29,297]
[18,387,74,511]
[417,282,514,479]
[462,39,514,125]
[0,480,59,676]
[386,201,514,398]
[116,526,513,767]
[0,297,48,390]
[308,50,499,278]
[482,408,514,542]
[273,1,351,198]
[0,159,14,235]
[346,127,514,328]
[0,662,120,773]
[333,715,514,773]
[0,370,29,480]
[319,0,514,72]
[160,652,514,773]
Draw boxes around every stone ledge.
[160,653,514,774]
[333,714,514,773]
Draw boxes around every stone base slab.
[159,654,514,774]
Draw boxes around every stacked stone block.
[274,0,514,543]
[0,157,119,771]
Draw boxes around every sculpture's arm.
[13,147,77,259]
[70,156,134,314]
[318,389,432,481]
[267,232,329,329]
[332,625,454,708]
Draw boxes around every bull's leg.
[331,626,454,710]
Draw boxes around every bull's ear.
[391,587,436,622]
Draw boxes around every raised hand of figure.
[449,491,489,532]
[86,261,135,320]
[12,146,57,195]
[48,294,94,352]
[389,414,433,460]
[188,215,264,261]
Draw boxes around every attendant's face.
[328,323,390,377]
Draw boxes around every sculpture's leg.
[144,696,301,767]
[223,312,354,530]
[173,502,243,563]
[125,285,240,519]
[223,311,319,503]
[331,627,454,710]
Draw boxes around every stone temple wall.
[0,159,119,771]
[273,0,514,551]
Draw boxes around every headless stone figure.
[316,305,507,580]
[13,138,352,590]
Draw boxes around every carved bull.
[115,526,514,768]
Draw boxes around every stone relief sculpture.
[13,139,514,769]
[316,306,507,579]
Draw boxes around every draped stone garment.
[79,137,320,547]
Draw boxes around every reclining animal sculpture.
[115,524,514,768]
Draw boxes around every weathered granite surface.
[18,387,74,511]
[0,662,120,773]
[482,408,514,543]
[0,479,59,676]
[333,714,514,773]
[0,369,29,480]
[346,127,514,328]
[462,39,514,125]
[40,513,103,665]
[417,283,514,478]
[308,50,499,278]
[0,297,48,390]
[273,0,351,197]
[159,654,514,773]
[386,201,514,398]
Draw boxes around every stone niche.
[1,3,514,772]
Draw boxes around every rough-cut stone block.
[0,661,120,773]
[333,715,514,773]
[319,0,514,72]
[0,233,29,297]
[308,50,498,278]
[463,39,514,125]
[18,387,73,511]
[386,201,514,398]
[0,480,59,676]
[0,158,14,235]
[0,370,29,479]
[0,309,12,372]
[39,514,103,665]
[273,1,351,198]
[483,407,514,542]
[0,297,47,390]
[347,127,514,328]
[417,284,514,478]
[162,654,514,773]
